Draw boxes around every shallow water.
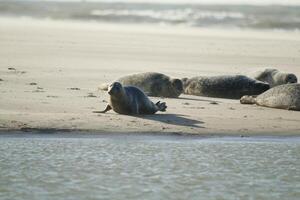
[0,133,299,200]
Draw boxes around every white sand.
[0,17,300,136]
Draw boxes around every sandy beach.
[0,17,300,136]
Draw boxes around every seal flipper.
[288,105,298,111]
[155,101,167,112]
[240,95,257,104]
[93,105,112,113]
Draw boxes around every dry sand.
[0,17,300,136]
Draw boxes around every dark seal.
[95,82,167,115]
[182,75,270,99]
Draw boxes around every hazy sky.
[14,0,300,6]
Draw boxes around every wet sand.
[0,17,300,136]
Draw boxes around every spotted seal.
[181,75,270,99]
[252,68,297,87]
[94,82,167,115]
[240,83,300,111]
[99,72,183,98]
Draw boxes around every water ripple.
[0,135,299,200]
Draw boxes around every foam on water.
[0,1,300,31]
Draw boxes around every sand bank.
[0,17,300,136]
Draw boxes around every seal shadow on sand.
[137,114,205,128]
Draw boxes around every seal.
[252,68,297,87]
[99,72,183,98]
[240,83,300,111]
[94,82,167,115]
[181,75,270,99]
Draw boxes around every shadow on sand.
[138,114,205,128]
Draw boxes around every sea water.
[0,133,299,200]
[0,0,300,31]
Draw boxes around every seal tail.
[98,83,109,91]
[240,95,257,104]
[155,101,167,112]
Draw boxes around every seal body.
[96,82,167,115]
[99,72,183,98]
[252,68,297,87]
[182,75,270,99]
[240,83,300,111]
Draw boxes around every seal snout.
[286,74,298,84]
[171,79,184,93]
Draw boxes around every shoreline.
[1,126,300,138]
[1,130,300,140]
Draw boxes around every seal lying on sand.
[99,72,183,98]
[94,82,167,115]
[240,83,300,111]
[252,68,297,87]
[182,75,270,99]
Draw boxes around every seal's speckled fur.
[240,83,300,111]
[99,72,183,98]
[252,68,297,87]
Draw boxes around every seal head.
[169,78,184,97]
[108,82,123,97]
[283,73,297,84]
[253,68,298,87]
